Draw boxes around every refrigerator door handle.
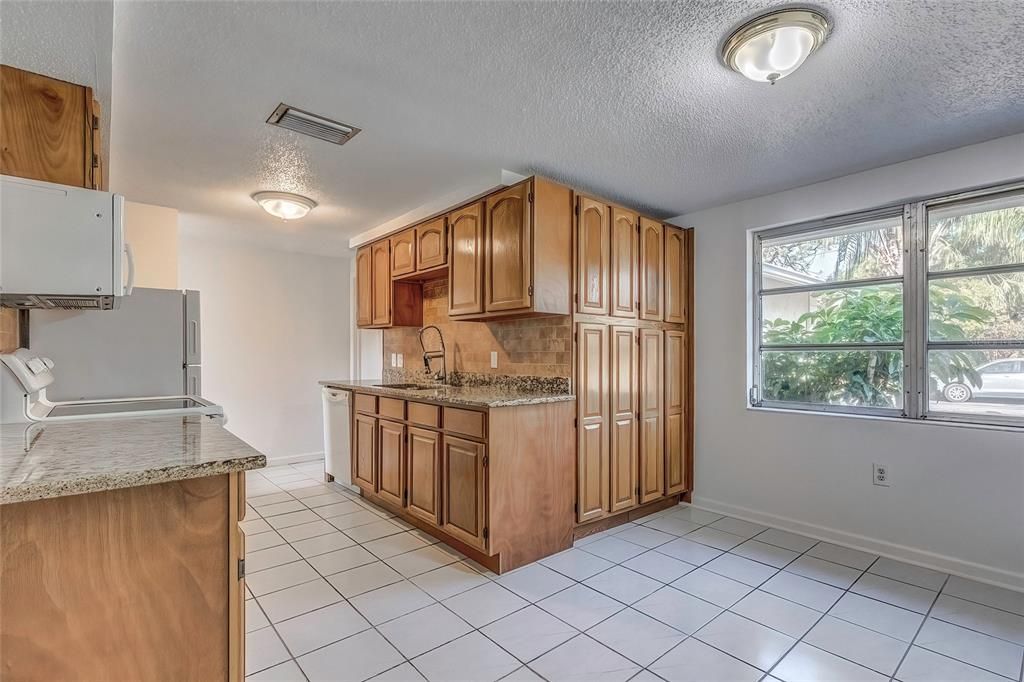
[124,242,135,296]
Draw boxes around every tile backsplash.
[382,280,572,380]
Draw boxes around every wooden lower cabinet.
[638,328,665,503]
[353,413,377,490]
[377,419,406,507]
[665,330,687,494]
[406,426,441,524]
[441,436,488,551]
[350,392,574,573]
[0,472,247,681]
[609,326,638,512]
[576,323,609,522]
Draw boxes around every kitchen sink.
[373,383,438,390]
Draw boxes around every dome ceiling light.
[252,191,317,221]
[722,8,830,84]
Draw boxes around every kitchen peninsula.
[0,415,265,681]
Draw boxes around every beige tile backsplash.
[382,280,572,378]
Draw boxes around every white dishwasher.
[322,387,354,489]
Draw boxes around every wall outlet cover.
[490,351,498,369]
[397,354,404,368]
[873,463,890,487]
[390,353,397,367]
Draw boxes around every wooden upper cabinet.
[448,201,485,316]
[415,216,447,271]
[576,323,609,523]
[610,207,639,319]
[352,413,377,491]
[441,436,488,551]
[639,217,664,321]
[371,240,391,326]
[377,419,406,508]
[638,328,665,504]
[664,330,687,495]
[390,228,416,277]
[577,196,609,315]
[609,326,638,513]
[0,65,99,189]
[407,427,441,525]
[484,181,532,313]
[664,226,687,325]
[356,246,373,327]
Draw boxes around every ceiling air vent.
[266,103,361,146]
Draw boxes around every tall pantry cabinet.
[574,194,692,528]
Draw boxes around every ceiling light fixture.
[722,8,830,84]
[252,191,317,221]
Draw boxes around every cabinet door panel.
[416,216,447,271]
[609,326,638,513]
[576,323,609,522]
[638,329,664,503]
[356,246,372,327]
[448,202,485,316]
[407,427,441,525]
[485,182,532,312]
[665,330,687,494]
[371,241,391,326]
[442,436,488,551]
[610,207,639,319]
[639,218,663,321]
[664,226,687,325]
[577,196,609,315]
[391,228,416,277]
[353,413,377,491]
[377,419,405,507]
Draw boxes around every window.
[751,183,1024,428]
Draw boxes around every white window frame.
[750,180,1024,429]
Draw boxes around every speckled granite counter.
[0,415,266,504]
[319,379,575,408]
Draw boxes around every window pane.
[929,349,1024,420]
[762,283,903,344]
[929,272,1024,342]
[761,350,903,408]
[761,217,902,290]
[928,193,1024,273]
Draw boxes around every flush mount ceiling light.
[252,191,317,221]
[722,8,830,84]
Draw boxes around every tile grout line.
[887,573,950,681]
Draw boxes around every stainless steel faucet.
[418,325,447,385]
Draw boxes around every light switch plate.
[390,353,397,367]
[490,351,498,369]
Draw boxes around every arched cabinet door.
[356,246,372,327]
[415,217,447,271]
[448,202,485,316]
[639,217,663,321]
[610,207,639,319]
[484,181,532,313]
[577,196,610,315]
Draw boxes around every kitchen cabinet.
[576,323,609,523]
[442,435,488,551]
[665,330,687,495]
[406,426,441,524]
[609,326,638,513]
[448,201,485,316]
[347,389,574,573]
[377,419,406,507]
[577,196,610,315]
[484,182,532,312]
[371,241,391,326]
[638,328,665,503]
[639,217,664,321]
[390,228,416,277]
[0,65,102,190]
[664,226,687,325]
[356,246,372,326]
[352,413,377,490]
[610,207,639,319]
[415,216,447,271]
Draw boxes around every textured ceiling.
[103,0,1024,254]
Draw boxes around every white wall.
[677,133,1024,589]
[179,225,352,463]
[125,201,179,289]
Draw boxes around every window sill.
[745,403,1024,434]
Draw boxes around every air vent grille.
[266,103,361,145]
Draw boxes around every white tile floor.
[244,462,1024,682]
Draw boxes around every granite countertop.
[0,415,266,504]
[319,379,575,408]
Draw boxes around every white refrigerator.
[28,287,202,401]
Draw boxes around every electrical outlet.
[873,463,890,487]
[390,353,397,367]
[490,351,498,369]
[397,354,404,368]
